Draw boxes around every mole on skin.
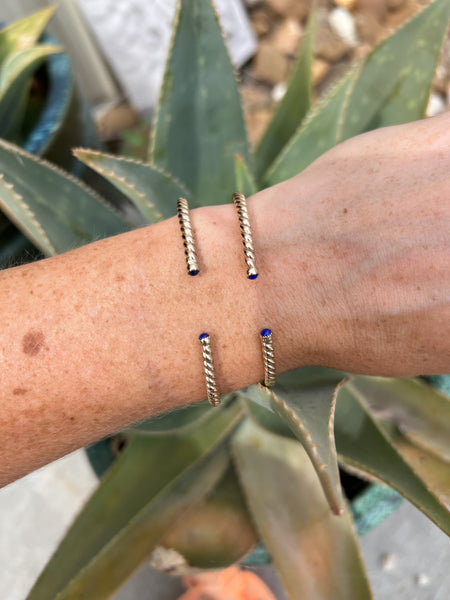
[22,330,46,356]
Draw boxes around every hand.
[254,112,450,376]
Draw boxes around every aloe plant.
[0,7,61,144]
[0,1,449,598]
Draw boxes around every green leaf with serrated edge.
[266,64,361,186]
[74,149,190,224]
[232,420,372,600]
[335,384,450,535]
[0,6,56,66]
[26,401,243,600]
[255,11,315,182]
[151,0,250,206]
[252,368,345,515]
[237,389,296,440]
[339,0,450,140]
[384,424,450,510]
[350,376,450,463]
[126,394,234,436]
[155,464,257,574]
[0,139,128,256]
[126,400,212,435]
[0,45,61,140]
[234,154,257,197]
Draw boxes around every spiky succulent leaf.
[126,400,212,435]
[380,422,450,510]
[350,376,450,462]
[335,384,450,535]
[26,402,244,600]
[266,0,450,184]
[74,149,190,223]
[238,389,296,439]
[232,420,372,600]
[0,6,55,65]
[151,0,250,205]
[266,65,360,185]
[0,140,128,256]
[254,11,315,181]
[154,465,257,573]
[252,368,345,515]
[0,45,61,140]
[234,154,257,197]
[340,0,450,139]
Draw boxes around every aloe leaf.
[151,0,250,205]
[126,400,212,435]
[237,388,296,439]
[154,464,257,574]
[0,6,55,65]
[234,154,257,197]
[339,0,450,139]
[0,139,128,256]
[350,376,450,463]
[0,45,61,140]
[74,149,191,223]
[381,422,450,510]
[255,368,345,515]
[127,394,236,436]
[335,384,450,535]
[254,11,315,182]
[267,0,450,186]
[26,401,243,600]
[266,64,361,186]
[232,420,372,600]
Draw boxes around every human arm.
[0,112,449,487]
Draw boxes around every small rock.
[379,553,396,571]
[426,93,445,117]
[253,41,289,84]
[312,58,330,85]
[329,7,359,46]
[315,25,350,62]
[272,82,287,102]
[415,573,430,587]
[356,0,389,22]
[266,0,312,21]
[241,84,273,112]
[334,0,357,9]
[270,18,304,55]
[251,8,271,37]
[355,12,386,45]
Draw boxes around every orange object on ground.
[178,565,277,600]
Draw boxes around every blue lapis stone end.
[189,269,199,276]
[199,333,209,341]
[248,273,258,280]
[261,328,272,337]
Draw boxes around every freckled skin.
[0,112,450,487]
[22,330,46,356]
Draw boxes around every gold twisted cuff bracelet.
[260,328,276,387]
[232,192,258,280]
[177,197,199,276]
[199,333,221,407]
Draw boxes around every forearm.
[0,193,317,486]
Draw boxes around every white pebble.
[329,7,358,47]
[426,92,445,117]
[272,82,287,103]
[379,553,396,572]
[415,573,430,587]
